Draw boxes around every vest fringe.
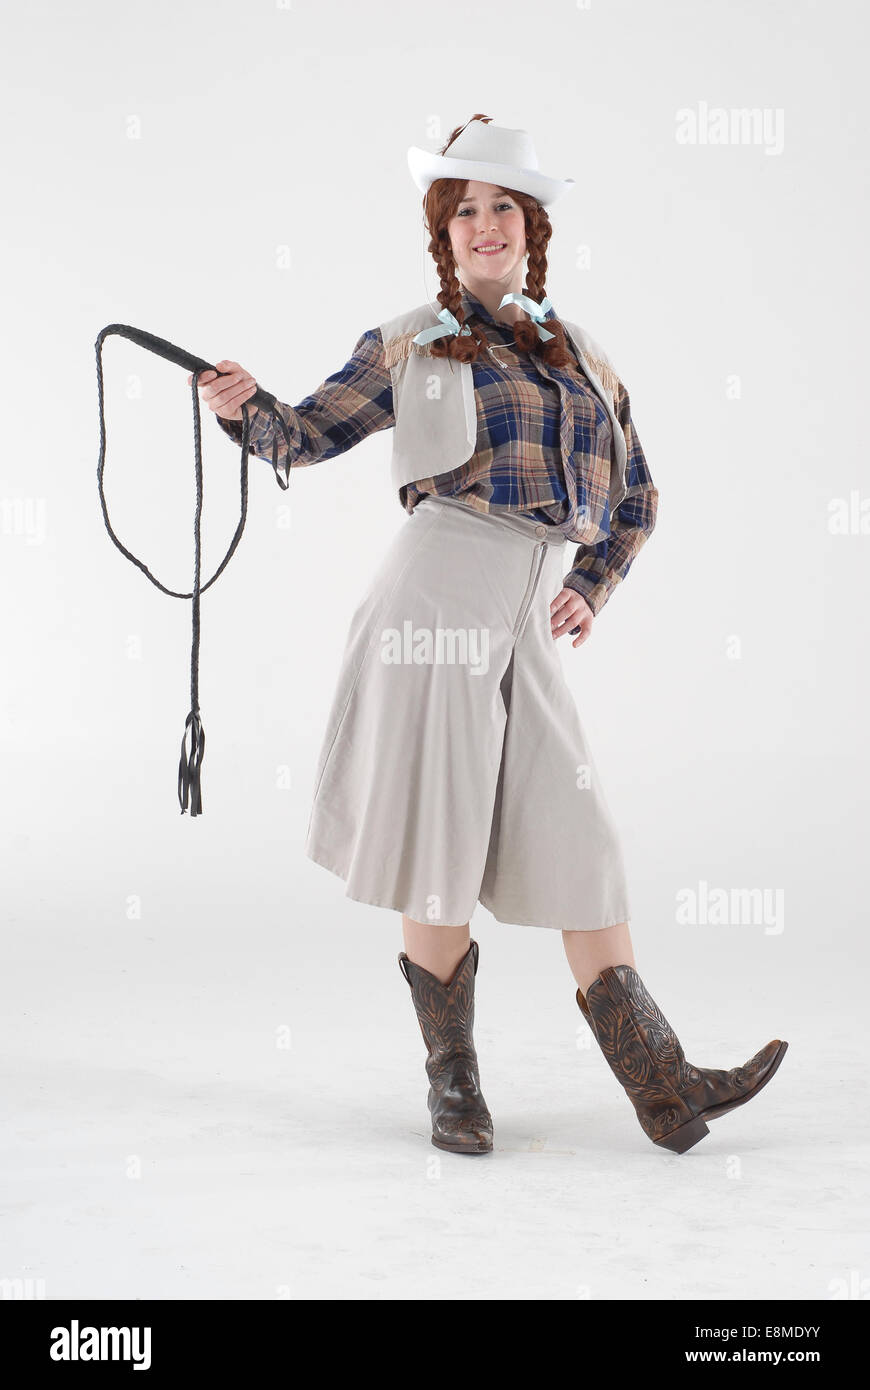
[584,353,622,403]
[384,331,436,369]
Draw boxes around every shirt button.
[534,524,547,537]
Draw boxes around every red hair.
[421,114,575,369]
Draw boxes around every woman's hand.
[550,587,594,647]
[185,359,258,422]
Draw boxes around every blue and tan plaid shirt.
[217,287,658,615]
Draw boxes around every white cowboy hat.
[407,118,575,207]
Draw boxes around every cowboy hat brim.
[407,146,575,207]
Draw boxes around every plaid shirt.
[216,287,658,615]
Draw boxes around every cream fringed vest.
[378,301,629,511]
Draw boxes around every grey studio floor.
[3,854,866,1304]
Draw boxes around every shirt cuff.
[216,414,244,444]
[215,404,273,451]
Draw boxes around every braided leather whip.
[95,324,291,816]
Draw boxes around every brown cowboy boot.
[576,964,787,1154]
[398,939,493,1155]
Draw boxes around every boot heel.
[655,1114,709,1154]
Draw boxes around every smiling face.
[447,180,527,296]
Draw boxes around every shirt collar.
[459,284,557,330]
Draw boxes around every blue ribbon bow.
[498,292,556,342]
[412,308,474,346]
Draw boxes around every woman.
[192,115,787,1158]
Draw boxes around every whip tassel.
[178,710,206,816]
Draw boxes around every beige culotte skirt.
[304,493,631,932]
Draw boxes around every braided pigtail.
[426,235,489,363]
[511,196,574,369]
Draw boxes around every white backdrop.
[2,0,868,1302]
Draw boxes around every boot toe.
[696,1038,789,1124]
[732,1038,787,1091]
[432,1111,494,1154]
